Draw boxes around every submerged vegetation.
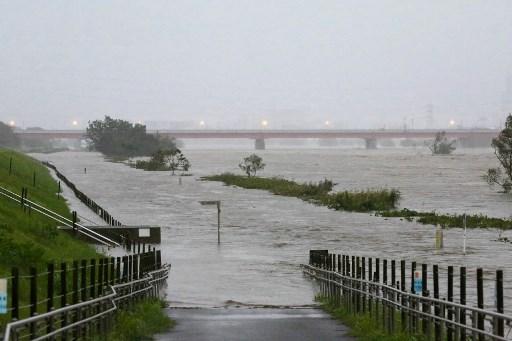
[86,116,176,157]
[204,173,512,230]
[378,208,512,229]
[485,114,512,193]
[202,173,400,212]
[133,148,191,174]
[428,131,456,155]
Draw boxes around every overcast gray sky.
[1,1,511,129]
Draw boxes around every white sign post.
[200,200,221,244]
[0,278,7,314]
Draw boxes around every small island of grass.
[202,173,400,212]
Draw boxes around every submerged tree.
[484,114,512,192]
[428,131,456,155]
[0,122,20,148]
[134,148,191,174]
[239,154,265,177]
[86,116,176,157]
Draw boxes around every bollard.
[435,225,443,249]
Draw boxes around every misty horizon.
[1,1,512,130]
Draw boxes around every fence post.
[30,267,37,339]
[11,267,19,321]
[368,257,373,316]
[81,260,87,302]
[460,267,466,340]
[447,266,454,341]
[116,257,121,283]
[122,256,128,282]
[356,256,360,313]
[391,260,396,333]
[98,259,104,295]
[496,269,504,337]
[375,258,380,322]
[134,254,139,280]
[421,263,429,336]
[400,260,406,332]
[410,261,417,333]
[90,259,96,298]
[9,156,12,175]
[72,260,78,339]
[433,264,441,341]
[361,257,366,313]
[60,262,67,340]
[476,268,484,341]
[110,257,115,285]
[47,263,55,334]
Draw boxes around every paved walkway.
[157,308,354,341]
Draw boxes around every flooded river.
[33,147,512,312]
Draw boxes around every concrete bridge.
[16,128,498,149]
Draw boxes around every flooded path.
[33,148,512,312]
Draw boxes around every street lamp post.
[199,200,221,244]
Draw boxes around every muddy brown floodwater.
[33,147,512,313]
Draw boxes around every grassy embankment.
[317,296,425,341]
[203,173,512,230]
[0,148,173,337]
[203,173,401,212]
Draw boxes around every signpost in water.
[200,200,221,244]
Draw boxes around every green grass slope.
[0,148,98,274]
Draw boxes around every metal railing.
[0,185,119,247]
[302,251,512,340]
[3,265,170,341]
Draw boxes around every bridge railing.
[303,251,512,340]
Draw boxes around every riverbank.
[0,148,173,337]
[202,173,400,212]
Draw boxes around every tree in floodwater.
[428,131,456,155]
[484,114,512,193]
[135,148,191,175]
[0,122,20,148]
[165,148,191,175]
[86,116,176,157]
[239,154,265,177]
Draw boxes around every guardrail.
[0,185,119,248]
[302,250,512,340]
[43,161,122,227]
[1,250,167,340]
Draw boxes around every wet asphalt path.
[157,308,354,341]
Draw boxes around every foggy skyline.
[1,1,512,129]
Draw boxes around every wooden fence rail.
[303,250,512,340]
[1,249,165,340]
[43,161,122,227]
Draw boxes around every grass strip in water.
[378,208,512,230]
[202,173,400,212]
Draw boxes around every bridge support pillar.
[254,138,266,150]
[364,138,377,149]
